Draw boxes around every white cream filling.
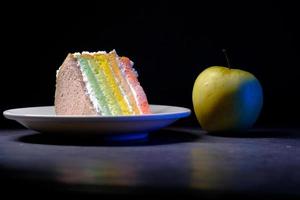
[130,83,142,114]
[56,68,60,78]
[117,58,143,114]
[74,54,101,114]
[107,50,133,114]
[118,79,133,113]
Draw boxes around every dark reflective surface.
[0,128,300,199]
[17,128,201,146]
[208,128,300,138]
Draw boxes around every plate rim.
[3,104,191,121]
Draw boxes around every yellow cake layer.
[107,51,141,115]
[94,54,133,115]
[81,54,122,115]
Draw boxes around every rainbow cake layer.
[55,50,151,115]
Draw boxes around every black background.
[0,1,299,128]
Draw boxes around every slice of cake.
[55,50,151,115]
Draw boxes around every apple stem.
[222,49,231,68]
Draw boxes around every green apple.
[192,66,263,132]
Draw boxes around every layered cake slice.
[55,50,151,115]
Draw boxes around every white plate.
[3,105,191,139]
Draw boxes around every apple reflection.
[189,146,234,190]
